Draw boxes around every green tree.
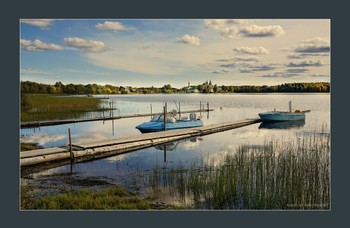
[163,84,173,93]
[213,84,218,93]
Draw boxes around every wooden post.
[163,102,167,131]
[164,144,167,163]
[112,100,115,136]
[207,103,210,119]
[179,102,181,119]
[289,100,292,112]
[68,128,74,162]
[150,104,153,116]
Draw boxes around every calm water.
[20,93,330,198]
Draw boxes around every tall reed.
[147,132,330,210]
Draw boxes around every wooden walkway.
[20,118,261,168]
[20,109,213,128]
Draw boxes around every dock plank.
[20,147,68,159]
[73,128,200,149]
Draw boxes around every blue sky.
[20,19,330,88]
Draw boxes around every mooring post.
[164,144,167,163]
[179,102,181,119]
[68,128,74,162]
[163,102,167,131]
[111,100,115,136]
[150,104,153,116]
[207,102,209,111]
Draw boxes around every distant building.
[186,82,199,93]
[202,80,214,93]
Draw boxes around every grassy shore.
[21,94,108,122]
[21,186,151,210]
[20,184,185,210]
[148,132,330,210]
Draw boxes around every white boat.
[136,113,203,133]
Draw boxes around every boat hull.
[136,120,204,133]
[258,111,305,122]
[259,120,305,129]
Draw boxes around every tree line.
[20,81,330,95]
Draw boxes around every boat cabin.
[151,114,176,123]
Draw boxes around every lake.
[20,93,330,205]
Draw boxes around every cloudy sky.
[20,19,330,88]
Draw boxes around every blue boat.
[258,101,310,122]
[258,111,306,121]
[136,113,204,133]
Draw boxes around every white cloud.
[239,64,279,73]
[212,69,231,74]
[260,68,314,78]
[95,21,134,31]
[286,59,324,67]
[288,53,329,59]
[204,19,253,30]
[20,39,64,52]
[285,37,330,59]
[239,25,285,37]
[233,46,269,55]
[63,37,107,53]
[204,19,284,39]
[178,34,200,46]
[21,19,54,29]
[294,37,330,53]
[220,63,236,68]
[233,56,260,62]
[21,133,66,146]
[301,37,330,45]
[286,68,309,73]
[261,71,298,78]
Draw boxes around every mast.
[289,100,292,112]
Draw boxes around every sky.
[20,19,330,88]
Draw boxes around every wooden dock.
[20,109,214,128]
[20,118,262,169]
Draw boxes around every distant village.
[21,80,330,95]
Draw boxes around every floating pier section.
[20,118,261,170]
[20,108,214,129]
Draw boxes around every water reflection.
[259,120,305,129]
[154,137,200,163]
[154,137,199,152]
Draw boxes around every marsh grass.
[22,186,151,210]
[21,94,109,122]
[148,132,330,210]
[20,142,43,151]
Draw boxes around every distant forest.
[20,81,330,95]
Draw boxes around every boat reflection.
[154,141,179,151]
[259,120,305,129]
[154,137,199,151]
[154,137,200,163]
